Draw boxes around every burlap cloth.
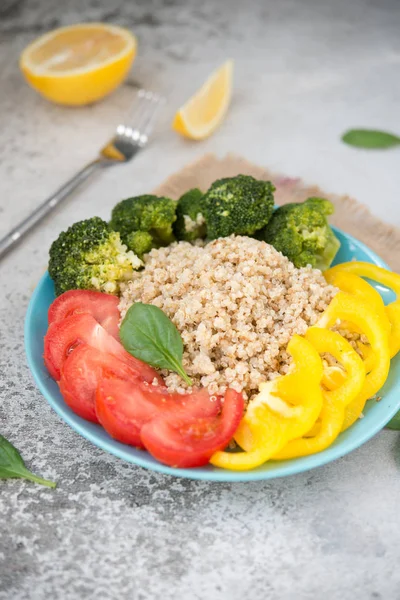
[154,153,400,272]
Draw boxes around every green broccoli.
[125,230,154,259]
[201,175,275,239]
[48,217,142,296]
[173,188,207,241]
[260,197,340,270]
[110,195,177,253]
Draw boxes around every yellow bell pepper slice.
[326,262,400,296]
[316,291,390,430]
[357,342,375,373]
[321,340,374,392]
[210,335,323,470]
[322,363,346,390]
[326,262,400,357]
[306,328,365,408]
[324,269,390,371]
[324,270,388,322]
[274,328,365,459]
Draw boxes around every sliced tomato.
[44,313,161,384]
[140,389,245,468]
[96,378,175,447]
[59,345,138,423]
[96,377,222,448]
[48,290,120,339]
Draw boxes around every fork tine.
[126,89,151,133]
[112,88,164,157]
[137,93,165,143]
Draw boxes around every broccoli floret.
[260,197,340,270]
[173,188,207,241]
[110,195,177,252]
[201,175,275,239]
[48,217,142,296]
[125,230,154,259]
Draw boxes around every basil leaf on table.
[342,129,400,149]
[0,434,56,488]
[386,411,400,431]
[120,302,193,386]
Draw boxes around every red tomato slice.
[140,389,244,468]
[48,290,120,339]
[96,377,222,448]
[44,313,161,384]
[59,345,137,423]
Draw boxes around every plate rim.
[24,227,400,482]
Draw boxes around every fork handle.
[0,159,105,260]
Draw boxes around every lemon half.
[20,23,137,106]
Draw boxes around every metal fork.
[0,89,165,260]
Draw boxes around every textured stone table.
[1,1,400,599]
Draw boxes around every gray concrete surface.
[1,1,400,599]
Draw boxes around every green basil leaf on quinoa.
[120,302,193,386]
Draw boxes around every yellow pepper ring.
[275,398,341,460]
[210,335,324,471]
[245,334,323,440]
[325,270,384,311]
[321,342,374,391]
[305,328,365,407]
[324,271,390,334]
[357,342,375,374]
[274,328,365,460]
[326,262,400,296]
[316,291,390,430]
[326,262,400,357]
[324,270,390,368]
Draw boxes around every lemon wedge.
[173,60,233,140]
[20,23,137,106]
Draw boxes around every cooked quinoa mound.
[119,235,337,399]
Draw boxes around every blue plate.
[25,228,400,481]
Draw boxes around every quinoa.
[119,235,337,400]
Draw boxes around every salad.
[42,175,400,470]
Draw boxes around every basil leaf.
[342,129,400,149]
[0,434,56,488]
[386,411,400,431]
[120,302,193,386]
